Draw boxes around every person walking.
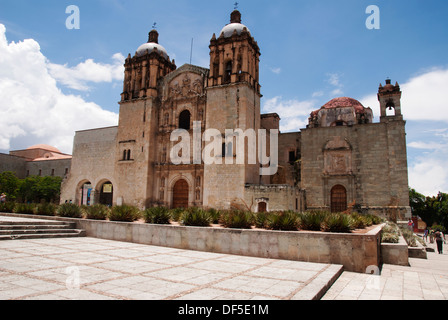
[435,230,446,254]
[0,193,6,203]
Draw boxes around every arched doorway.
[173,179,189,209]
[99,181,113,207]
[80,182,92,206]
[331,185,347,213]
[179,110,191,130]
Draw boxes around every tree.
[0,171,20,200]
[410,188,448,232]
[18,176,62,203]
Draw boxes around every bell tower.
[378,79,403,122]
[121,29,176,101]
[207,10,261,93]
[203,10,262,209]
[115,30,176,208]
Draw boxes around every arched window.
[224,61,232,83]
[179,110,191,130]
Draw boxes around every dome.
[321,97,366,114]
[135,29,169,59]
[27,144,61,153]
[136,42,168,59]
[220,23,251,38]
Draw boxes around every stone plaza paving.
[0,235,342,300]
[1,216,448,301]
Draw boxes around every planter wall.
[1,213,384,273]
[381,235,409,266]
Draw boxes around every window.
[224,61,232,83]
[289,151,296,163]
[51,169,55,176]
[122,149,132,161]
[179,110,191,130]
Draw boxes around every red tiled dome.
[322,97,365,113]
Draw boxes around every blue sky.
[0,0,447,196]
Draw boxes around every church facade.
[60,10,411,219]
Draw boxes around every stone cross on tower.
[234,2,239,10]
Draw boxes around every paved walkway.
[323,240,448,300]
[0,217,342,300]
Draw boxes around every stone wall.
[60,126,118,205]
[0,153,27,178]
[301,120,410,219]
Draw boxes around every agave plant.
[144,207,171,224]
[219,210,254,229]
[180,207,212,227]
[267,211,300,231]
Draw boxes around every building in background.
[0,144,71,179]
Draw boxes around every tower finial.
[230,8,242,23]
[234,2,239,10]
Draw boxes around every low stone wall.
[381,235,409,266]
[0,213,383,273]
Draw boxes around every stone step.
[0,228,82,235]
[0,221,72,226]
[0,217,86,241]
[0,230,86,241]
[0,224,74,230]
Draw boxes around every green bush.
[14,203,35,215]
[299,211,327,231]
[84,204,110,220]
[57,203,82,218]
[267,211,300,231]
[254,211,271,229]
[382,232,399,243]
[169,208,185,222]
[36,202,57,216]
[400,227,417,247]
[220,210,254,229]
[0,202,15,213]
[143,207,171,224]
[207,208,222,224]
[180,207,212,227]
[109,205,141,222]
[321,213,354,233]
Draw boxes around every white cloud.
[0,24,118,154]
[262,96,317,132]
[270,67,281,75]
[47,53,124,91]
[409,156,448,197]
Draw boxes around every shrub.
[144,207,171,224]
[299,211,327,231]
[400,227,417,247]
[58,203,82,218]
[321,213,354,233]
[0,202,16,213]
[169,208,185,222]
[14,203,35,215]
[382,232,399,243]
[36,202,57,216]
[207,208,222,224]
[180,207,212,227]
[267,211,300,231]
[220,210,254,229]
[84,204,110,220]
[109,205,141,222]
[254,211,271,229]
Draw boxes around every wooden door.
[331,185,347,213]
[173,179,189,209]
